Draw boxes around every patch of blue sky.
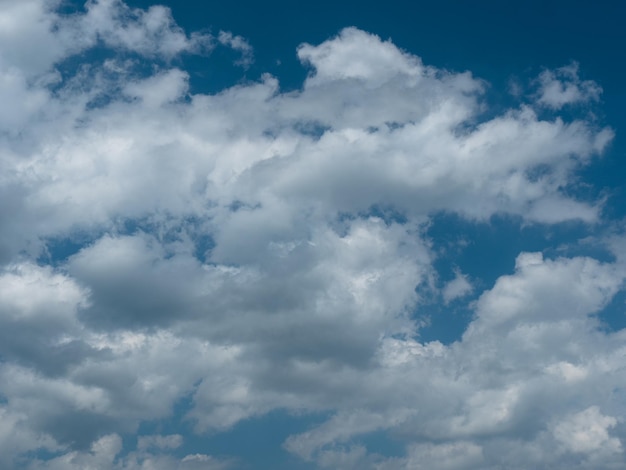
[133,398,327,469]
[38,232,97,266]
[427,212,615,285]
[597,290,626,333]
[131,409,406,469]
[357,428,408,459]
[39,213,216,265]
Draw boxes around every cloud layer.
[0,1,624,468]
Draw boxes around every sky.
[1,0,626,469]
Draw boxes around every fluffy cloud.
[553,406,622,456]
[282,253,626,469]
[0,1,624,469]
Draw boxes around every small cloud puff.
[535,62,602,109]
[442,269,473,304]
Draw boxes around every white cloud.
[297,27,424,87]
[218,30,254,67]
[123,68,189,107]
[136,434,183,451]
[468,253,621,329]
[553,406,622,456]
[284,409,416,461]
[81,0,211,58]
[442,268,473,304]
[0,2,623,469]
[282,253,626,467]
[406,441,485,470]
[535,62,603,110]
[26,433,233,470]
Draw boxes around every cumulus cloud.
[283,253,626,468]
[0,1,624,469]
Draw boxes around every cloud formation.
[0,1,624,469]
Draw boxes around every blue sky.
[1,1,626,469]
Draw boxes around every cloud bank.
[0,1,624,469]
